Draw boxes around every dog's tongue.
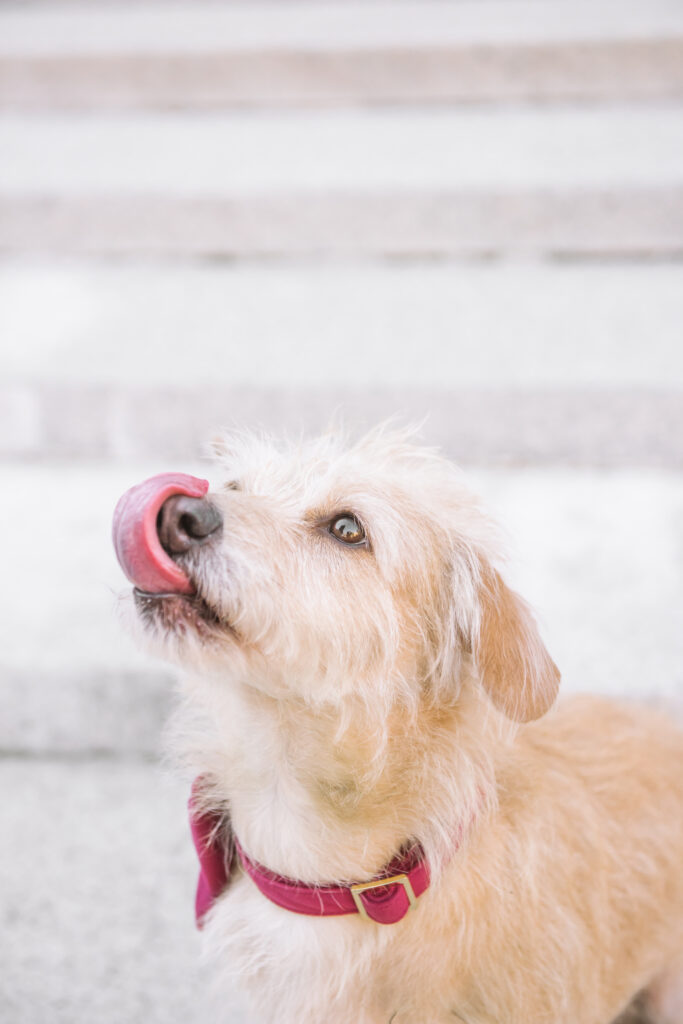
[112,472,209,594]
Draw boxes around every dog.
[112,426,683,1024]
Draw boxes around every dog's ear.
[470,563,560,722]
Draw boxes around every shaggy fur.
[128,427,683,1024]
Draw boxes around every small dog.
[113,427,683,1024]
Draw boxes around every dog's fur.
[130,427,683,1024]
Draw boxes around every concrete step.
[1,106,682,256]
[2,260,683,465]
[1,1,682,110]
[0,758,250,1024]
[2,460,682,757]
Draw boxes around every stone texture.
[3,261,683,389]
[3,41,683,110]
[2,260,683,464]
[3,188,683,258]
[4,2,683,55]
[0,669,176,757]
[0,758,250,1024]
[6,108,680,194]
[2,382,683,467]
[1,1,682,109]
[1,107,682,256]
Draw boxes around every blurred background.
[1,1,682,1021]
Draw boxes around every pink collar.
[189,783,433,927]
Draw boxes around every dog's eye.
[329,514,365,545]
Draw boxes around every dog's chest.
[204,874,479,1024]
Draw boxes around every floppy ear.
[472,564,560,722]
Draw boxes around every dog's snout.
[157,495,223,555]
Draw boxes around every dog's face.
[117,429,559,723]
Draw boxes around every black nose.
[157,495,223,555]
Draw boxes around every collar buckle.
[350,872,417,923]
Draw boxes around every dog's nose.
[158,495,223,555]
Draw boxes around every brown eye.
[329,514,366,545]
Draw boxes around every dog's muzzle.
[112,472,223,594]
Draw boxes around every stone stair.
[2,1,682,109]
[2,105,682,257]
[2,260,683,464]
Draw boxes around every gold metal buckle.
[350,873,417,922]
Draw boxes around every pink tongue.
[112,472,209,594]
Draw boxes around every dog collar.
[189,783,431,927]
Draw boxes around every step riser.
[2,189,682,257]
[3,385,683,467]
[0,670,175,758]
[2,40,682,109]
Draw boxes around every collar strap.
[189,783,431,927]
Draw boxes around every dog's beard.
[131,586,239,661]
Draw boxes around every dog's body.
[190,689,683,1024]
[115,429,683,1024]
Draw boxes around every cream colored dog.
[117,428,683,1024]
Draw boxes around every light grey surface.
[2,0,681,110]
[3,1,683,54]
[471,468,683,712]
[2,461,682,756]
[4,383,683,465]
[3,108,682,193]
[2,261,683,389]
[1,107,682,257]
[2,260,683,464]
[5,44,679,111]
[5,188,682,257]
[0,758,248,1024]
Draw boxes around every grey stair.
[1,106,682,257]
[4,380,683,467]
[1,1,682,109]
[0,758,250,1023]
[1,260,683,465]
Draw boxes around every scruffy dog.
[113,428,683,1024]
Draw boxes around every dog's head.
[113,428,559,724]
